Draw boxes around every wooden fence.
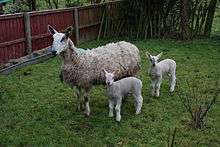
[0,1,119,63]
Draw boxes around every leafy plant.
[99,0,219,39]
[177,79,220,129]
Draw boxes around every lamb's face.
[146,52,163,66]
[149,55,159,66]
[104,70,115,86]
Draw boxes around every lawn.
[0,38,220,146]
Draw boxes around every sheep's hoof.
[76,103,86,112]
[81,103,86,111]
[75,105,81,112]
[84,110,91,117]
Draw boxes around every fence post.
[74,8,80,45]
[24,12,32,55]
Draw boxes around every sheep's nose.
[107,82,110,85]
[52,50,57,56]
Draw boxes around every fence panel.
[0,14,26,62]
[78,4,104,42]
[30,8,75,52]
[0,1,119,63]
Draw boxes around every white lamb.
[103,69,143,122]
[146,52,176,97]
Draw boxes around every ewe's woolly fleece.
[60,41,140,89]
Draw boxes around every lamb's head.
[103,70,115,86]
[103,69,120,86]
[48,25,74,56]
[146,52,163,66]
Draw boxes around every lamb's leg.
[115,98,122,122]
[135,95,143,115]
[170,73,176,92]
[84,88,91,116]
[155,76,162,97]
[150,79,156,96]
[108,99,114,117]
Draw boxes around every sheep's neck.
[60,50,80,87]
[64,49,80,65]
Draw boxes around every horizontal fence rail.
[0,1,119,63]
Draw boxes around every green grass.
[0,39,220,146]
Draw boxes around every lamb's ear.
[102,69,108,74]
[145,51,151,58]
[113,69,120,76]
[48,25,58,35]
[157,52,163,59]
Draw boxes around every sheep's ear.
[68,41,74,52]
[157,52,163,59]
[48,25,58,35]
[145,51,151,58]
[63,26,74,38]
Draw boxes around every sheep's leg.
[115,98,122,122]
[150,79,156,96]
[155,76,162,97]
[84,89,91,116]
[75,87,83,112]
[108,99,114,117]
[169,73,176,92]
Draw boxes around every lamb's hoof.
[150,92,155,97]
[116,115,121,122]
[169,89,175,93]
[109,113,114,117]
[135,111,141,115]
[155,94,160,97]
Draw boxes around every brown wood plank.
[0,38,25,47]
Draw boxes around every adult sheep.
[48,25,141,116]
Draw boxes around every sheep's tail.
[117,57,140,77]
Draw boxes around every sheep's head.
[103,69,119,86]
[48,25,74,56]
[146,52,163,66]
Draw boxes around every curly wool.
[60,41,141,89]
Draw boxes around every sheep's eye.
[60,36,66,43]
